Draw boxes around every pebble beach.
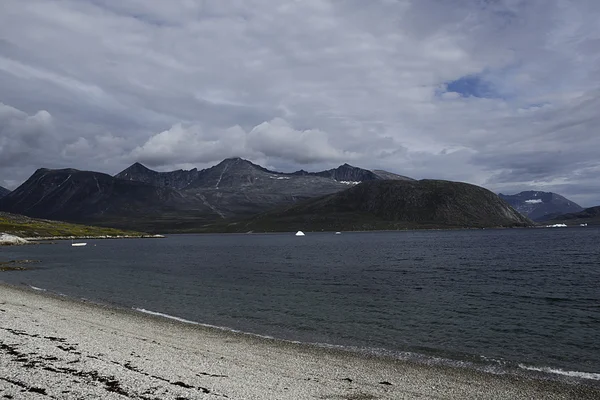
[1,283,599,399]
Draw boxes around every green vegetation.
[0,212,147,238]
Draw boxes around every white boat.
[295,231,305,236]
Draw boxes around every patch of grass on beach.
[0,212,146,238]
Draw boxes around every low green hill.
[0,212,146,238]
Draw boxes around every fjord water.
[2,228,599,379]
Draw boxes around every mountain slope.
[498,191,583,221]
[115,162,200,189]
[115,158,414,218]
[545,206,600,225]
[371,169,414,181]
[182,158,359,216]
[0,168,220,231]
[220,180,532,232]
[0,186,10,198]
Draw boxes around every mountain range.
[498,191,583,221]
[0,159,415,231]
[0,186,10,198]
[2,158,590,232]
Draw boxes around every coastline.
[0,233,165,246]
[1,283,599,399]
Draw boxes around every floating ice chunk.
[295,231,305,236]
[546,223,567,228]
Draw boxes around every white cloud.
[246,118,357,163]
[131,118,356,167]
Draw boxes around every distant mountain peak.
[131,161,151,169]
[498,191,583,222]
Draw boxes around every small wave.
[134,308,200,325]
[518,364,600,381]
[133,308,278,340]
[29,285,46,291]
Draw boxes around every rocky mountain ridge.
[115,162,200,190]
[0,159,536,233]
[115,158,411,189]
[0,186,10,198]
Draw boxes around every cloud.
[0,0,599,205]
[130,123,252,167]
[0,103,55,167]
[246,118,357,164]
[131,117,356,167]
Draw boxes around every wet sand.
[1,283,598,399]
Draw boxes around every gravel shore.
[1,283,598,399]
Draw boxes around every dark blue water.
[2,228,600,380]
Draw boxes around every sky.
[1,0,599,206]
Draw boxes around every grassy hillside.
[0,212,147,238]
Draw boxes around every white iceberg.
[295,231,305,236]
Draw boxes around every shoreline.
[1,283,599,399]
[0,233,165,246]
